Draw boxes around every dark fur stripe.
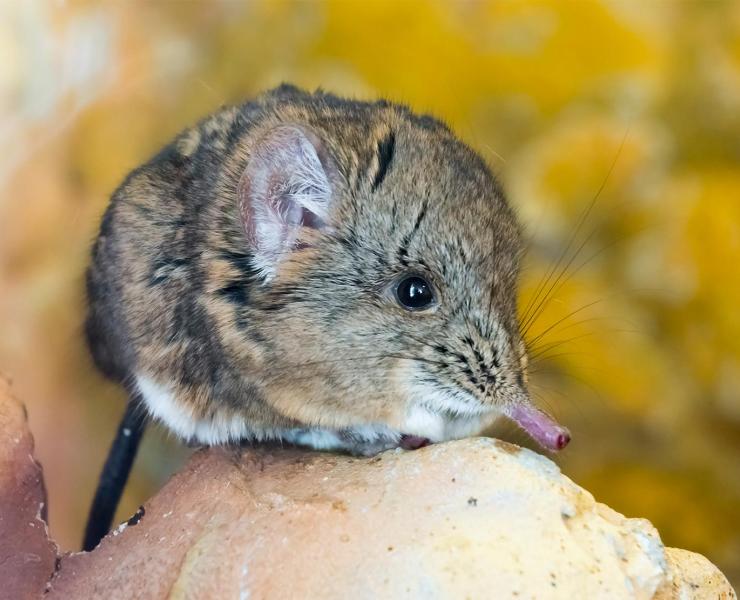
[371,131,395,191]
[396,199,429,265]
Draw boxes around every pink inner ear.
[297,206,325,229]
[283,201,325,230]
[507,403,571,451]
[237,124,333,269]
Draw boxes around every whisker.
[519,129,630,330]
[528,335,601,362]
[521,219,655,337]
[525,300,604,348]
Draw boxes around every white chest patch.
[135,374,251,445]
[402,403,493,442]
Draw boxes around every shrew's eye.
[395,275,435,311]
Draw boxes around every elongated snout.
[504,401,570,451]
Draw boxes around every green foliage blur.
[1,0,738,584]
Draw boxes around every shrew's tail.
[82,393,146,551]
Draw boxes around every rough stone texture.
[0,376,57,599]
[47,444,735,600]
[659,549,737,600]
[0,376,734,599]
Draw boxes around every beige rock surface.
[659,549,737,600]
[47,443,735,600]
[0,376,735,599]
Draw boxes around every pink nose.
[554,431,571,450]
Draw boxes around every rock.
[0,376,734,599]
[659,549,737,600]
[0,377,57,599]
[46,443,735,600]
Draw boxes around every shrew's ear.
[238,125,335,280]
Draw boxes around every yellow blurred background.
[1,0,738,585]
